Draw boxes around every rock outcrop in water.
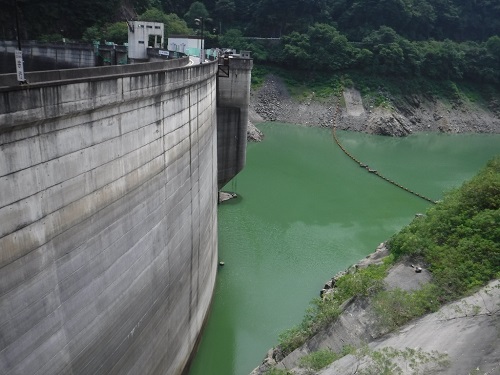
[365,107,413,137]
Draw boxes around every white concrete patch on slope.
[343,88,365,117]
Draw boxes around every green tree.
[309,23,356,70]
[456,0,500,41]
[245,41,269,62]
[183,1,210,28]
[332,0,413,40]
[138,8,192,40]
[406,0,437,40]
[389,156,500,298]
[420,39,465,80]
[82,25,103,43]
[104,22,128,45]
[138,7,168,22]
[0,0,16,39]
[6,0,121,40]
[281,24,356,71]
[214,0,236,22]
[459,41,495,82]
[164,13,191,35]
[362,27,422,76]
[281,31,310,66]
[219,28,247,50]
[132,0,156,14]
[353,48,374,69]
[250,0,329,37]
[486,35,500,59]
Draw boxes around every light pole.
[195,17,204,64]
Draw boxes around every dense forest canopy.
[3,0,497,41]
[1,0,499,83]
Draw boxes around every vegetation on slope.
[1,0,499,85]
[251,64,500,111]
[389,156,500,299]
[277,261,390,354]
[3,0,499,43]
[276,156,500,356]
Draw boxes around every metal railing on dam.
[0,58,223,375]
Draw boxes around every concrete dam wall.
[0,59,220,374]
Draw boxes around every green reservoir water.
[189,123,500,375]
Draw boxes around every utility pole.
[195,17,204,64]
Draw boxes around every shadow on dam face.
[217,108,247,190]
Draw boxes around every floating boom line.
[331,99,437,205]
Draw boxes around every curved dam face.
[0,60,218,374]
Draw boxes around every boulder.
[365,108,412,137]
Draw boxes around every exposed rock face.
[247,121,264,142]
[365,108,412,137]
[319,280,500,375]
[249,74,500,137]
[247,106,265,141]
[253,75,285,122]
[251,75,335,128]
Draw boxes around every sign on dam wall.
[0,56,251,374]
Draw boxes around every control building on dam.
[0,54,252,374]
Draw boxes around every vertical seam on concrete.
[189,84,193,326]
[213,76,217,272]
[197,78,201,309]
[195,81,199,316]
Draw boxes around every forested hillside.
[1,0,499,83]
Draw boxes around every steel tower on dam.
[0,56,252,374]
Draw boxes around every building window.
[138,41,145,44]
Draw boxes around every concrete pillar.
[216,55,253,189]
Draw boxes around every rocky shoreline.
[248,74,500,140]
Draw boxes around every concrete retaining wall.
[0,61,219,375]
[0,40,96,72]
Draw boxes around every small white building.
[128,21,164,60]
[167,35,203,56]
